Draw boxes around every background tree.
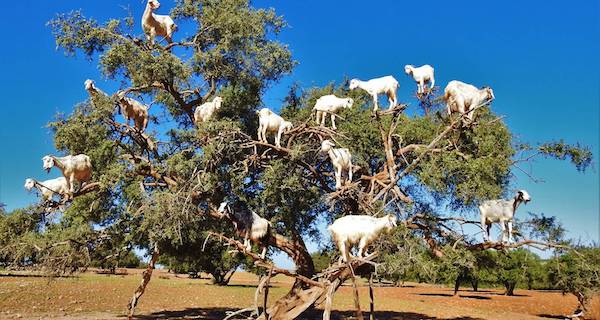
[494,249,536,296]
[548,247,600,314]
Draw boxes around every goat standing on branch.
[349,76,398,111]
[194,96,223,125]
[218,201,271,259]
[479,190,531,243]
[404,64,435,95]
[24,177,69,203]
[321,140,353,190]
[329,214,397,262]
[313,94,354,130]
[42,154,92,201]
[83,79,106,97]
[142,0,178,44]
[444,80,495,123]
[117,92,149,133]
[257,108,293,148]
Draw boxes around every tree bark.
[504,281,516,296]
[471,278,478,292]
[128,244,159,319]
[454,275,462,295]
[258,255,376,320]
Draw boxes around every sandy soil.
[0,269,596,319]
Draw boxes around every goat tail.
[171,23,178,32]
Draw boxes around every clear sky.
[0,1,598,265]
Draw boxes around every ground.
[0,269,597,319]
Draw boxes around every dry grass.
[0,269,588,319]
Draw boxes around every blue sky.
[0,1,598,265]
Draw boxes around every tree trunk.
[288,230,315,279]
[503,281,516,296]
[454,275,462,295]
[205,207,317,318]
[258,254,376,320]
[128,245,159,319]
[212,268,236,286]
[575,291,590,312]
[471,278,478,292]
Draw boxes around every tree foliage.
[0,1,595,318]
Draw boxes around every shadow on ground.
[415,293,491,300]
[0,273,75,278]
[131,307,485,320]
[417,293,454,297]
[536,314,569,319]
[418,290,530,298]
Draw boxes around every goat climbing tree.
[2,0,594,319]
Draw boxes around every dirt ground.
[0,269,596,319]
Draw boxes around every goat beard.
[45,168,51,173]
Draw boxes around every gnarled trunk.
[258,254,376,320]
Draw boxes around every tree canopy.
[1,1,596,318]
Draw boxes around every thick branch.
[208,232,323,288]
[204,206,315,277]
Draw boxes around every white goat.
[83,79,106,97]
[218,201,271,259]
[194,96,223,125]
[142,0,178,44]
[257,108,293,148]
[404,64,435,94]
[349,76,398,111]
[42,154,92,200]
[321,140,352,190]
[479,190,531,243]
[313,94,354,130]
[444,80,495,122]
[328,214,397,262]
[117,92,149,132]
[24,177,69,202]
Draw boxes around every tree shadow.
[455,290,530,297]
[131,307,485,320]
[131,307,226,319]
[416,293,455,297]
[490,292,530,297]
[414,293,491,300]
[0,273,75,278]
[536,314,567,319]
[458,295,491,300]
[220,283,279,288]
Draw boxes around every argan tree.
[3,0,595,319]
